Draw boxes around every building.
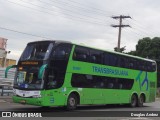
[0,37,7,50]
[0,58,16,67]
[0,37,16,67]
[0,37,7,58]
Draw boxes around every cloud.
[0,0,160,61]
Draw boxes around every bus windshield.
[20,42,53,61]
[14,67,43,90]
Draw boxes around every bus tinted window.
[151,62,156,72]
[73,46,89,62]
[90,49,103,64]
[117,56,126,68]
[73,45,156,72]
[109,54,118,66]
[52,44,72,60]
[71,73,134,90]
[71,74,90,88]
[20,42,53,60]
[46,69,65,89]
[104,53,118,66]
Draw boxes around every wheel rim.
[69,97,76,107]
[131,96,136,106]
[140,96,144,104]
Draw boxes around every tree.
[127,37,160,60]
[114,46,126,53]
[127,37,160,87]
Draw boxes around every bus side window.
[147,62,150,71]
[92,76,104,88]
[71,74,90,88]
[118,56,126,68]
[107,83,114,89]
[47,69,58,89]
[124,57,129,68]
[145,61,156,72]
[52,44,72,60]
[151,62,156,72]
[73,46,89,62]
[136,61,140,70]
[110,54,118,66]
[90,49,103,64]
[104,53,110,65]
[129,59,134,69]
[104,53,118,66]
[139,60,145,71]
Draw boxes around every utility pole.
[111,15,131,52]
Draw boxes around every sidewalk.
[156,97,160,101]
[0,96,12,103]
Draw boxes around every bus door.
[45,43,72,103]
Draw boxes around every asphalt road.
[0,97,160,119]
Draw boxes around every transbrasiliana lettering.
[92,66,128,76]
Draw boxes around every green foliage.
[127,37,160,87]
[127,37,160,60]
[114,46,126,53]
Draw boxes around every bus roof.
[27,40,156,63]
[27,40,72,45]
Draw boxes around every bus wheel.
[130,94,137,107]
[137,94,145,107]
[66,94,78,110]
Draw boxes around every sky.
[0,0,160,61]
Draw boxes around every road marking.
[120,117,153,120]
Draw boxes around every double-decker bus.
[5,40,157,110]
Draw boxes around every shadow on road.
[6,104,149,112]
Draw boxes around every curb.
[0,96,12,103]
[0,96,12,99]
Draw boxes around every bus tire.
[137,94,145,107]
[130,94,137,107]
[66,94,78,110]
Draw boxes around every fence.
[0,68,15,96]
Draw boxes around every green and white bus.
[5,40,157,110]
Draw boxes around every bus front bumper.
[12,94,66,107]
[12,96,45,106]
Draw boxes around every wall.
[0,58,16,67]
[0,37,7,50]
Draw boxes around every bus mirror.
[5,65,17,78]
[38,64,48,79]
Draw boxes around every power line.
[65,0,118,16]
[0,26,52,39]
[5,0,109,27]
[130,19,159,36]
[20,0,109,25]
[49,0,113,17]
[37,0,108,22]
